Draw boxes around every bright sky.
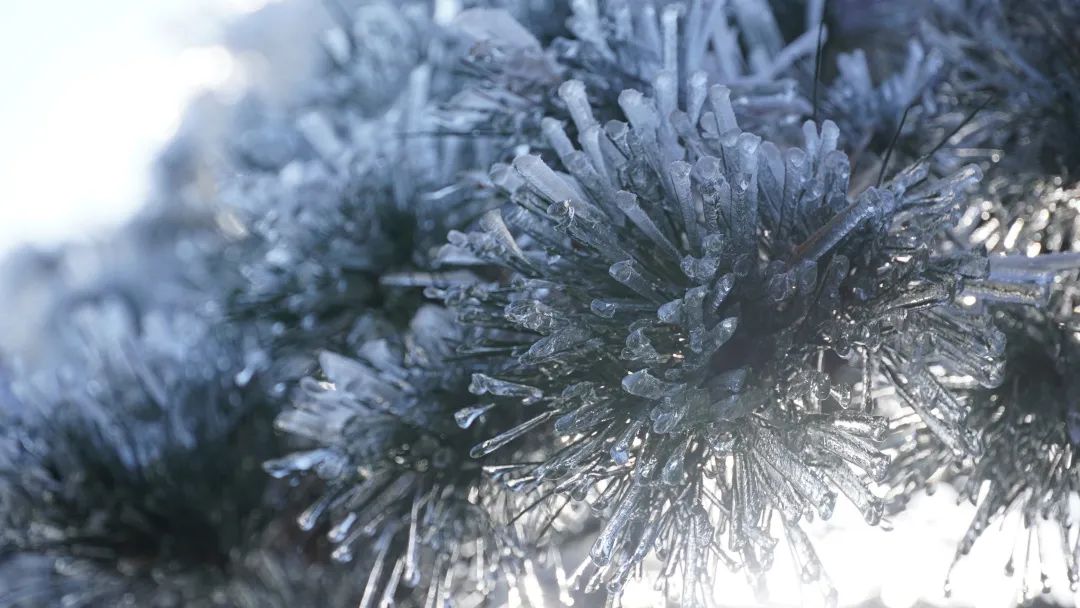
[0,0,265,257]
[615,484,1079,608]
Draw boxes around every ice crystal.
[263,306,551,607]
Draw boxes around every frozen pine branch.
[887,176,1080,599]
[422,68,1071,603]
[262,305,572,608]
[0,311,362,607]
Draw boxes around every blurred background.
[0,1,1075,607]
[0,0,256,256]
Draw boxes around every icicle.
[807,427,890,481]
[555,395,612,435]
[619,89,660,136]
[542,117,576,161]
[469,374,543,404]
[793,188,893,264]
[590,484,644,566]
[591,297,656,319]
[669,161,702,253]
[961,280,1050,307]
[695,155,731,233]
[263,448,343,479]
[784,519,824,583]
[687,71,709,126]
[579,123,612,185]
[479,209,528,262]
[514,155,586,212]
[822,461,883,525]
[296,489,336,531]
[655,71,679,128]
[609,259,672,302]
[622,326,666,363]
[622,370,678,400]
[708,85,739,134]
[610,420,644,466]
[559,79,597,132]
[753,427,836,519]
[356,526,396,607]
[470,411,556,458]
[521,327,596,364]
[504,299,563,333]
[825,413,888,441]
[616,191,680,258]
[660,4,679,73]
[378,559,406,608]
